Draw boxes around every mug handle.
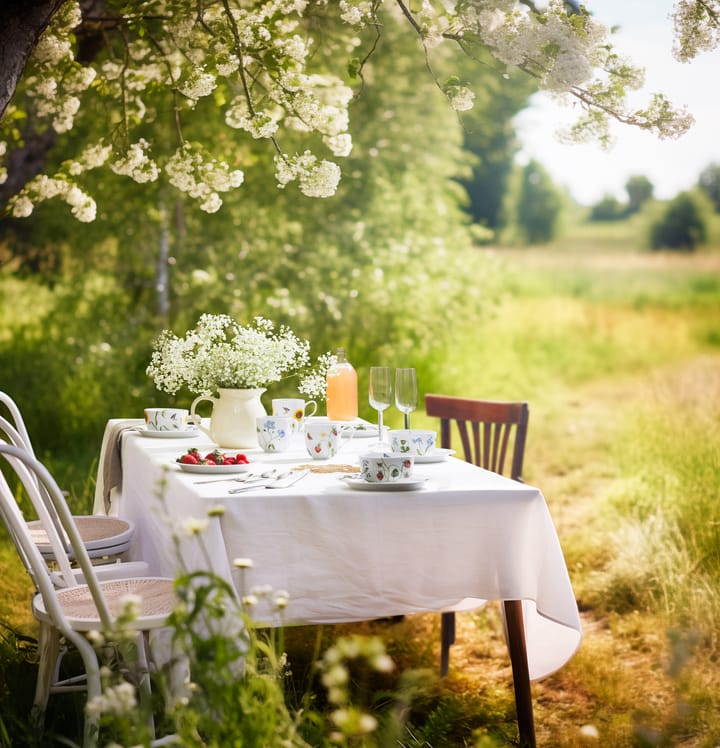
[190,394,215,440]
[336,423,355,450]
[304,400,318,418]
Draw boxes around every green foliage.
[589,194,625,222]
[649,191,708,251]
[454,56,537,231]
[698,162,720,212]
[515,160,562,244]
[625,175,654,215]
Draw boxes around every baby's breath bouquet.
[147,314,313,396]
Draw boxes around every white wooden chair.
[0,394,137,565]
[0,443,177,746]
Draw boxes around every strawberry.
[223,456,236,465]
[235,453,249,464]
[179,453,199,465]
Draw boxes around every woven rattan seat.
[27,515,134,558]
[34,577,176,629]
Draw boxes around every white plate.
[136,426,199,439]
[177,461,252,474]
[342,476,428,492]
[412,448,456,464]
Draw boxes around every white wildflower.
[119,593,142,619]
[85,681,137,719]
[181,517,209,536]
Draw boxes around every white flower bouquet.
[147,314,314,396]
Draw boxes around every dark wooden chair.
[424,394,534,747]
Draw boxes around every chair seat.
[28,516,134,558]
[33,577,176,631]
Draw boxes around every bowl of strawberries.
[176,448,252,473]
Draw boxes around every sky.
[514,0,720,205]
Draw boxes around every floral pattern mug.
[272,398,318,433]
[304,420,353,459]
[256,416,293,452]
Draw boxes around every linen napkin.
[95,419,143,515]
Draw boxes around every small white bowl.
[359,452,414,483]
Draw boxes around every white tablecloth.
[94,419,582,681]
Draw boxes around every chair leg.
[503,600,536,748]
[440,611,456,677]
[136,632,156,738]
[33,622,60,720]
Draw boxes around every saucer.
[136,426,199,439]
[412,448,455,464]
[342,476,428,492]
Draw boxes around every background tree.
[698,163,720,212]
[649,191,707,251]
[455,59,536,234]
[625,175,654,215]
[589,194,625,222]
[515,160,562,244]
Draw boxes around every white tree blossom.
[0,0,705,221]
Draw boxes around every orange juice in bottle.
[326,348,358,421]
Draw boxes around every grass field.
[1,227,719,745]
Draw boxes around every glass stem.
[404,412,409,429]
[378,410,384,442]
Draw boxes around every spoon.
[227,469,295,494]
[193,468,278,485]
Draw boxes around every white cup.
[272,398,318,433]
[304,420,353,460]
[360,452,414,483]
[387,429,437,456]
[144,408,189,432]
[256,416,293,453]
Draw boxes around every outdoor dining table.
[94,418,582,747]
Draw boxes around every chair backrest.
[0,391,36,457]
[0,416,77,563]
[425,394,529,481]
[0,444,115,626]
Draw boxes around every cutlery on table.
[228,469,309,494]
[193,468,278,485]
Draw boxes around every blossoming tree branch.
[0,0,716,222]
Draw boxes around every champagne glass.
[395,368,418,429]
[369,366,392,447]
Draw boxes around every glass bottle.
[325,348,358,421]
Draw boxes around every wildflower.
[233,557,254,568]
[207,504,226,518]
[181,517,209,536]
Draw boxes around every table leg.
[503,599,536,748]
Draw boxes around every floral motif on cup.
[257,419,289,451]
[361,456,413,482]
[392,434,435,456]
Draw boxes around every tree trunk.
[0,0,66,119]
